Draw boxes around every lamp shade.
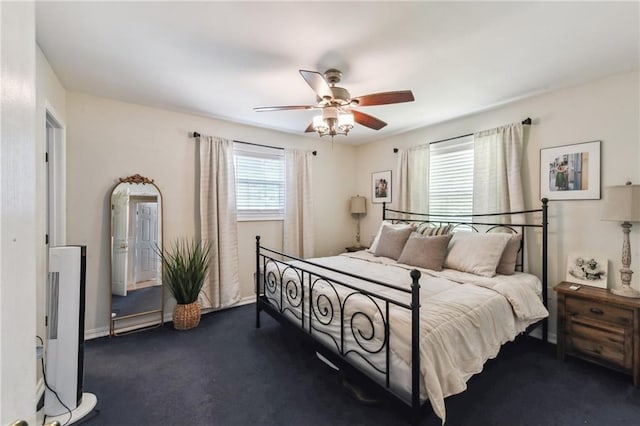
[339,112,354,127]
[350,196,366,214]
[602,184,640,223]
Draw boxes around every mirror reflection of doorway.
[128,197,159,291]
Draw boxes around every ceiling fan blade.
[353,110,387,130]
[352,90,415,107]
[299,70,333,100]
[304,122,315,133]
[253,105,319,112]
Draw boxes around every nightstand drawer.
[570,335,628,367]
[566,298,633,326]
[568,316,631,369]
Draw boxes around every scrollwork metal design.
[343,292,387,374]
[263,259,304,321]
[264,260,282,310]
[260,253,397,385]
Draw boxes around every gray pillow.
[496,234,522,275]
[397,233,453,271]
[368,221,412,253]
[373,225,414,260]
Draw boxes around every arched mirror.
[109,174,164,336]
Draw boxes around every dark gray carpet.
[80,304,640,426]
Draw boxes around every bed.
[254,200,549,424]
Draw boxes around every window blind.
[428,135,474,223]
[233,144,284,220]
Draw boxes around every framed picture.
[565,253,608,288]
[540,140,601,200]
[372,170,392,204]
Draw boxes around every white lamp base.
[611,285,640,298]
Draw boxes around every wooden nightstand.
[555,282,640,386]
[345,246,369,253]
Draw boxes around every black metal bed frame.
[255,199,549,423]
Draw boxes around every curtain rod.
[393,117,532,153]
[191,132,317,156]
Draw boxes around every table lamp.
[602,182,640,298]
[350,195,367,247]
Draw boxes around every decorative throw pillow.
[414,223,453,237]
[373,225,414,260]
[368,221,412,253]
[496,234,522,275]
[397,233,453,271]
[444,232,512,277]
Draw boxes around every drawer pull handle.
[590,307,604,315]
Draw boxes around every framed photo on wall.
[372,170,392,204]
[565,253,608,288]
[540,140,601,200]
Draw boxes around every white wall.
[62,66,639,343]
[0,1,38,424]
[65,92,358,335]
[355,70,640,341]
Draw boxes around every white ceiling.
[36,1,639,145]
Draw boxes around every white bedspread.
[264,251,548,423]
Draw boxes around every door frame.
[45,102,66,247]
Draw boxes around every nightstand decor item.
[601,182,640,298]
[350,195,367,247]
[565,253,607,288]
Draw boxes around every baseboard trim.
[85,295,257,340]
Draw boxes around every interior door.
[135,201,158,283]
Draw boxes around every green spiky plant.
[157,239,211,305]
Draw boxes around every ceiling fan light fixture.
[313,107,353,138]
[338,112,354,133]
[313,115,329,132]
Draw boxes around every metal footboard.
[255,236,425,421]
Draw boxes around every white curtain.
[199,135,240,309]
[396,145,430,213]
[473,122,525,222]
[283,149,314,258]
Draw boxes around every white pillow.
[368,221,413,253]
[444,232,512,277]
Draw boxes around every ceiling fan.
[254,69,415,138]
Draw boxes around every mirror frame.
[109,174,164,336]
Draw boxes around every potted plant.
[158,239,210,330]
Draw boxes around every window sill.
[237,216,284,223]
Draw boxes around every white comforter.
[264,251,548,423]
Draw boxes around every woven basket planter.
[173,301,201,330]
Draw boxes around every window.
[428,135,474,222]
[233,143,285,221]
